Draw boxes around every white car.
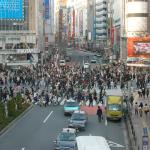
[84,63,90,69]
[59,59,66,67]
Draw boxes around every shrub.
[0,102,5,123]
[15,93,23,110]
[7,99,16,117]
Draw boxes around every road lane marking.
[43,111,53,123]
[22,147,25,150]
[107,140,125,148]
[105,117,108,126]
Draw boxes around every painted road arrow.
[107,140,125,148]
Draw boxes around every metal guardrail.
[125,111,140,150]
[142,128,149,150]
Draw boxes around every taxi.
[64,100,80,115]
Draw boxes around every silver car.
[53,128,77,150]
[68,110,88,131]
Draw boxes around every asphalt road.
[66,49,102,66]
[0,50,128,150]
[0,105,128,150]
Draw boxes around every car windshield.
[108,104,121,111]
[71,113,86,120]
[59,132,75,141]
[60,60,65,63]
[65,102,78,107]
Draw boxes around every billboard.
[45,0,50,19]
[127,37,150,57]
[127,37,150,67]
[0,0,24,20]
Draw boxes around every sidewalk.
[131,92,150,150]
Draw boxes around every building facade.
[44,0,55,52]
[95,0,108,49]
[126,0,150,66]
[0,0,45,66]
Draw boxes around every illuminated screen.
[0,0,24,20]
[133,42,150,54]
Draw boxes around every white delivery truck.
[76,136,111,150]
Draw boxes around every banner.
[45,0,50,19]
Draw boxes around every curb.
[124,119,134,150]
[0,104,33,136]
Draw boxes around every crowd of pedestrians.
[0,48,149,110]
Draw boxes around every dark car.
[65,56,71,62]
[68,110,88,131]
[53,128,77,150]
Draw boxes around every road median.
[0,102,33,136]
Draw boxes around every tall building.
[95,0,108,48]
[74,0,88,48]
[110,0,150,61]
[109,0,122,60]
[55,0,68,43]
[66,0,75,47]
[0,0,44,66]
[44,0,55,56]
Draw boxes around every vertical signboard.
[45,0,49,19]
[72,9,75,38]
[79,10,83,36]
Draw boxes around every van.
[106,89,123,120]
[76,136,111,150]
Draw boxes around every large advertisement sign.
[45,0,50,19]
[0,0,24,20]
[127,37,150,67]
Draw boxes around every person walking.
[89,93,93,107]
[96,106,103,122]
[134,102,138,116]
[144,104,149,116]
[139,102,143,117]
[146,88,149,98]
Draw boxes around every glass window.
[108,104,121,111]
[71,113,86,120]
[59,132,75,141]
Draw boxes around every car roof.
[66,99,76,103]
[84,63,90,65]
[62,128,76,133]
[74,110,85,114]
[76,136,110,150]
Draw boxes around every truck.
[106,89,124,121]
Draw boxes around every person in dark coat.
[146,88,149,98]
[96,106,103,122]
[89,93,93,107]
